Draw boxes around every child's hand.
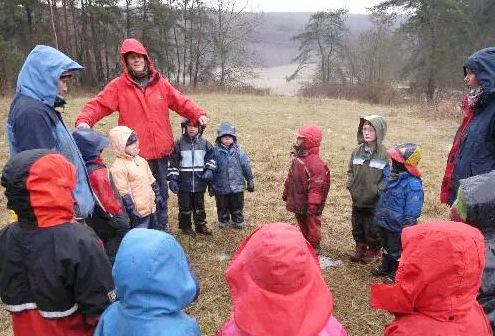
[202,169,214,182]
[247,180,254,192]
[169,181,179,194]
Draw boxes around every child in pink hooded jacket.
[217,222,347,336]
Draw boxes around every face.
[362,122,377,143]
[126,52,146,73]
[186,124,199,137]
[464,68,479,89]
[58,77,69,96]
[125,141,140,157]
[295,137,305,146]
[221,135,234,147]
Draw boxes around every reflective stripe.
[4,302,37,312]
[180,167,204,172]
[353,158,365,165]
[4,302,79,318]
[39,304,79,318]
[370,159,386,169]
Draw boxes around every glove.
[151,182,166,209]
[247,179,254,192]
[169,180,179,194]
[208,184,216,197]
[202,169,214,182]
[307,204,318,215]
[121,194,141,224]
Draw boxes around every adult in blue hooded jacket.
[442,47,495,205]
[94,228,201,336]
[6,45,94,218]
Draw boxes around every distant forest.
[0,0,494,102]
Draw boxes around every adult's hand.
[77,122,91,129]
[198,115,209,126]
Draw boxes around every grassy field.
[0,94,458,335]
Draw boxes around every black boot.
[371,252,391,277]
[179,211,195,235]
[385,259,399,283]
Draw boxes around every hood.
[464,47,495,94]
[216,122,237,143]
[181,118,204,139]
[73,129,110,165]
[1,149,76,227]
[226,222,333,336]
[119,38,155,79]
[296,125,322,150]
[458,170,495,231]
[16,45,83,107]
[371,221,485,321]
[357,115,387,145]
[109,126,134,158]
[112,228,199,316]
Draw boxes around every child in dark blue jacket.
[168,118,216,235]
[211,122,254,229]
[372,143,424,282]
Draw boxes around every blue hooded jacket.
[6,45,94,218]
[450,47,495,204]
[94,228,201,336]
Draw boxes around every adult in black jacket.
[0,149,115,336]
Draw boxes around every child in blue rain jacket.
[94,228,201,336]
[211,122,254,229]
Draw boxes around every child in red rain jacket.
[371,221,492,336]
[73,129,130,263]
[283,125,330,253]
[217,223,347,336]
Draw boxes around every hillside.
[246,12,373,67]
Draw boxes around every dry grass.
[0,94,459,336]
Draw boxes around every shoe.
[181,228,196,235]
[312,244,322,255]
[371,265,389,277]
[233,222,244,229]
[349,242,367,262]
[196,224,213,235]
[219,222,228,229]
[361,249,382,264]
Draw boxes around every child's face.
[221,135,234,147]
[362,122,377,144]
[125,141,140,157]
[464,68,479,89]
[186,124,199,137]
[295,137,305,146]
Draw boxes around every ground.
[0,94,458,336]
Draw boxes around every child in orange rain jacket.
[217,223,347,336]
[109,126,165,229]
[283,125,330,254]
[371,221,492,336]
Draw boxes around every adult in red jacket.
[76,38,209,230]
[371,221,492,336]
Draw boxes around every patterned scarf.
[468,87,486,111]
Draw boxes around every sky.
[246,0,384,14]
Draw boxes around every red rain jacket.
[283,125,330,214]
[76,39,206,160]
[218,223,347,336]
[371,221,492,336]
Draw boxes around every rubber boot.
[371,252,391,276]
[361,248,382,264]
[349,242,367,262]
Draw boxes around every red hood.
[297,125,322,150]
[371,221,485,321]
[2,150,75,228]
[225,223,333,336]
[119,38,156,79]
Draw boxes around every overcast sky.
[245,0,384,14]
